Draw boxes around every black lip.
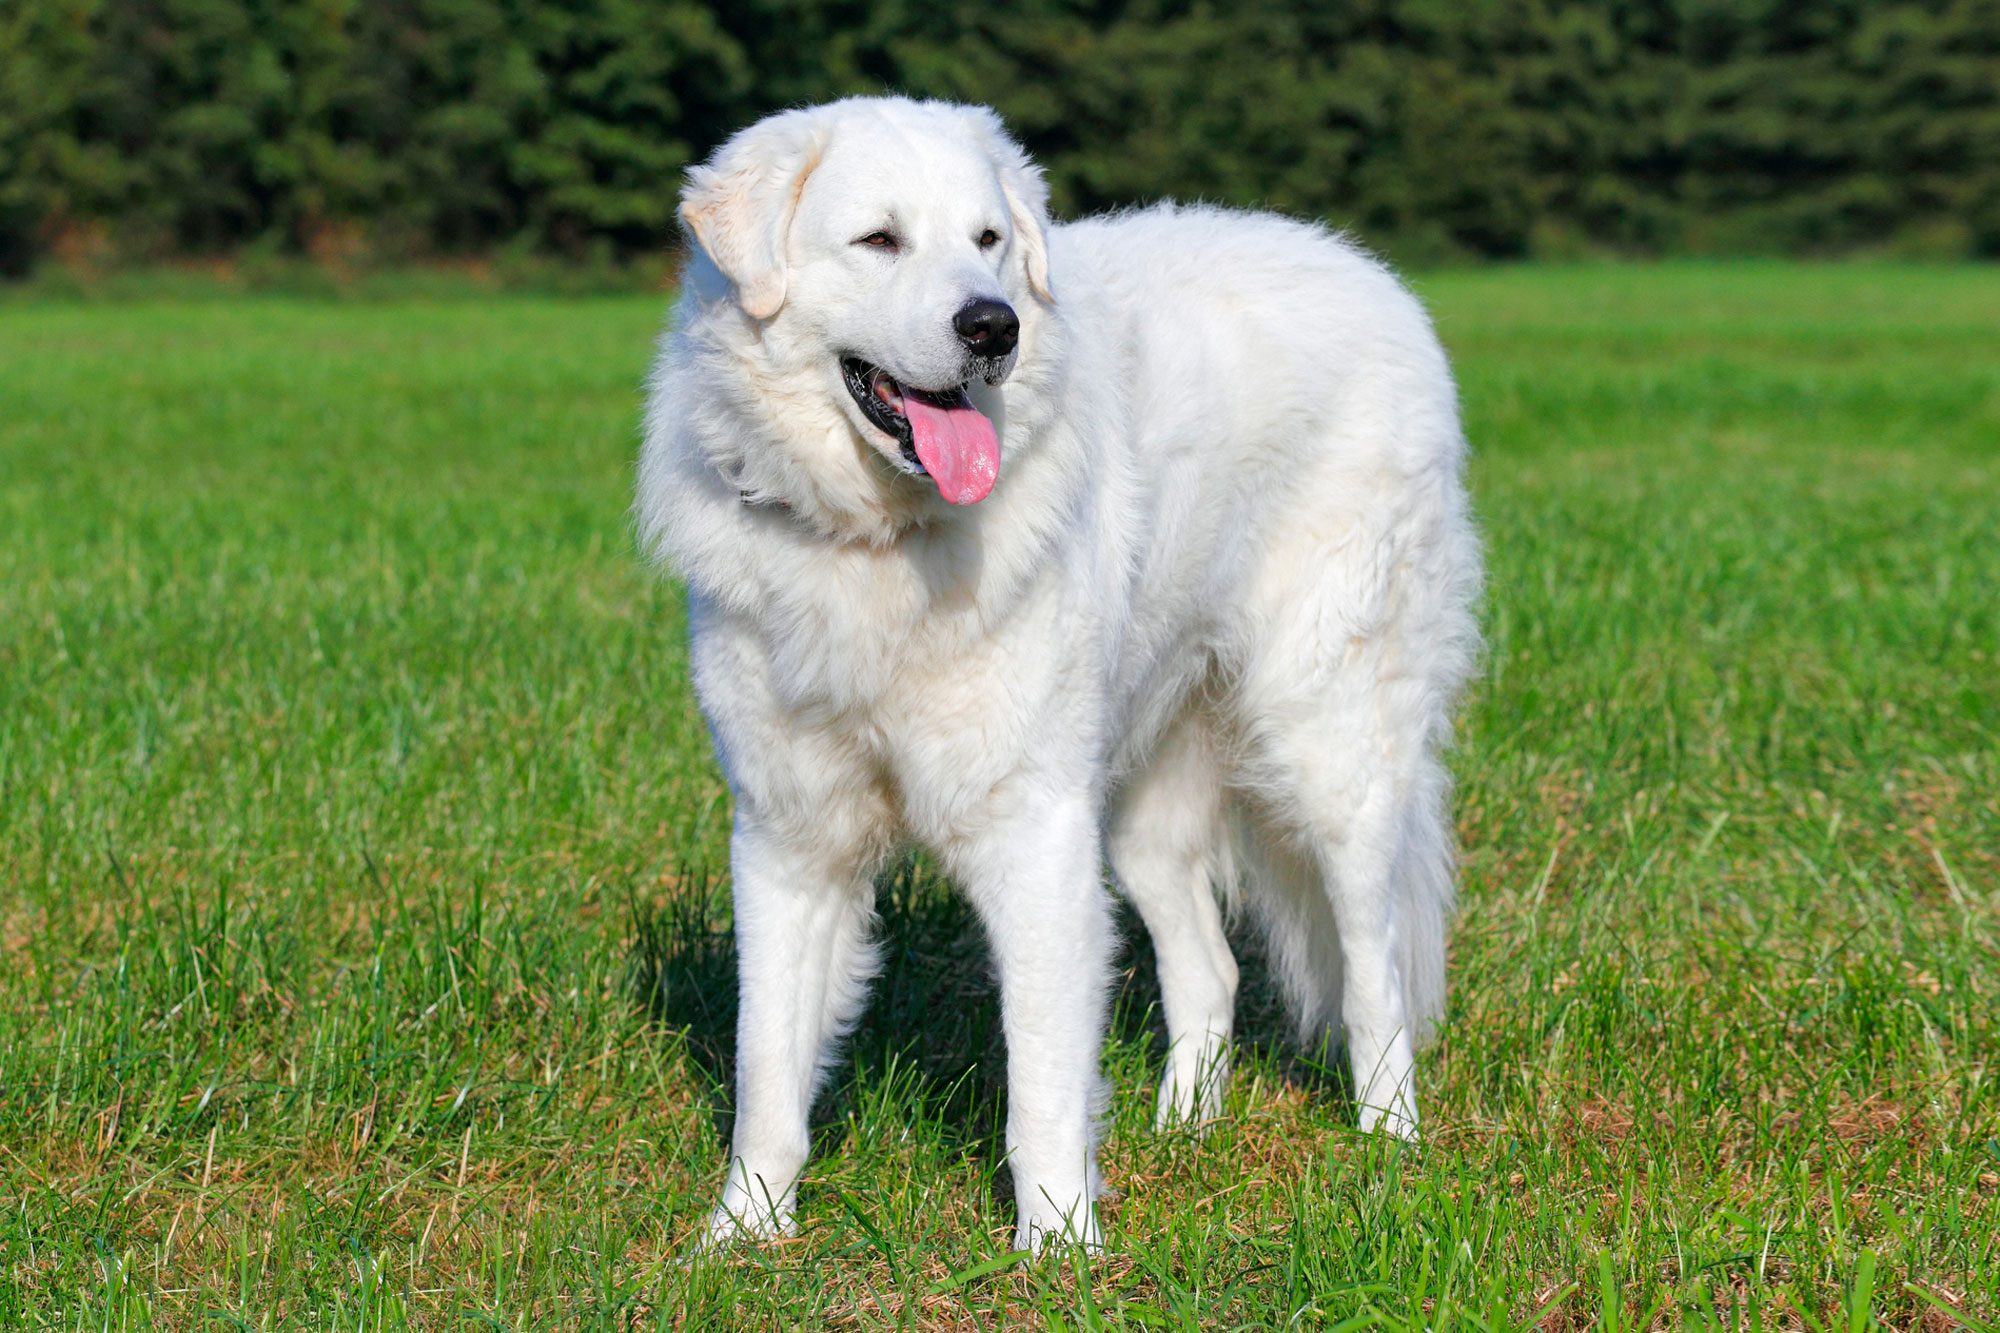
[840,356,916,468]
[840,356,976,476]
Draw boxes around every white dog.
[637,96,1480,1252]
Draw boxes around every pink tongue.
[903,394,999,505]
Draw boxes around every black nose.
[953,298,1019,357]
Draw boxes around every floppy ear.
[678,112,826,321]
[980,117,1056,306]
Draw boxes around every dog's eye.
[978,229,1001,250]
[856,231,899,251]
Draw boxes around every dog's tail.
[1389,760,1456,1046]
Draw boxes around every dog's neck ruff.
[737,485,793,518]
[719,447,942,546]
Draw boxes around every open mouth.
[839,356,1001,506]
[841,356,930,470]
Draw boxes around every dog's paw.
[703,1182,797,1250]
[702,1208,796,1252]
[1015,1205,1102,1259]
[1152,1037,1229,1132]
[1356,1101,1420,1143]
[1152,1076,1224,1133]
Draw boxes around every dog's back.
[1051,203,1460,478]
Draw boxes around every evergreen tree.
[1,0,1995,271]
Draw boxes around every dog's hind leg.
[1241,723,1437,1139]
[1230,496,1471,1139]
[1314,781,1424,1137]
[1108,709,1238,1129]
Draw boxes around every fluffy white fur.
[637,97,1481,1253]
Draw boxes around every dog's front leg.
[951,790,1113,1254]
[708,808,879,1244]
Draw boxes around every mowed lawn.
[1,264,1995,1329]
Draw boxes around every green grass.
[1,262,1995,1329]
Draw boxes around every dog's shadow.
[627,853,1348,1161]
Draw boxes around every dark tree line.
[2,0,1997,275]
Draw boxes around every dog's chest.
[730,565,1092,844]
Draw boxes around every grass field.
[1,263,1996,1329]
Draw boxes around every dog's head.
[675,98,1056,517]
